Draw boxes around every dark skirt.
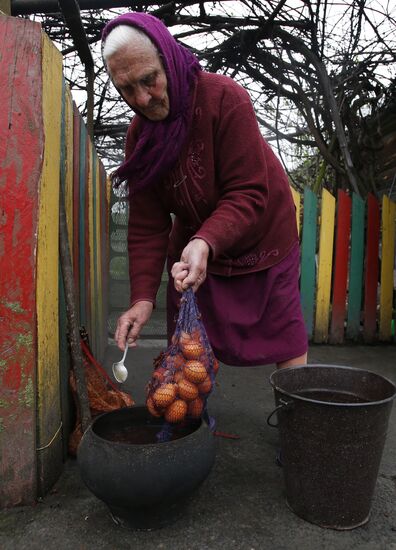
[167,243,308,366]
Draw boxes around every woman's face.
[107,43,170,121]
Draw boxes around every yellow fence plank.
[36,32,63,495]
[88,139,95,349]
[95,159,103,357]
[379,196,396,340]
[290,186,301,236]
[314,188,336,343]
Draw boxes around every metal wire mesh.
[107,185,168,339]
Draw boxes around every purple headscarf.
[102,12,201,193]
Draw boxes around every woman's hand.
[114,301,154,350]
[171,238,210,293]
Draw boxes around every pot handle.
[266,398,293,428]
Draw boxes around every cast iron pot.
[77,406,216,530]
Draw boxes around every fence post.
[329,190,352,344]
[300,188,318,340]
[346,194,365,340]
[314,189,336,343]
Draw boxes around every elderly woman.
[102,12,308,368]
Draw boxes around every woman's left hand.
[171,238,210,293]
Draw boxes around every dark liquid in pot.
[103,422,198,444]
[294,389,370,404]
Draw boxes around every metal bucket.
[268,364,396,530]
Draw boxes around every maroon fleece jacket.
[125,71,298,306]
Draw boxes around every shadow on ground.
[1,345,396,550]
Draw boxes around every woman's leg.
[277,352,307,369]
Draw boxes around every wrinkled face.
[107,43,170,121]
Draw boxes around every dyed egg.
[191,329,202,342]
[173,370,184,384]
[181,340,205,360]
[198,375,212,395]
[188,397,204,419]
[178,378,199,402]
[146,396,162,417]
[163,369,175,383]
[167,353,185,371]
[179,331,192,344]
[165,399,188,423]
[152,383,177,408]
[183,360,207,384]
[152,366,166,383]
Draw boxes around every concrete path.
[1,344,395,550]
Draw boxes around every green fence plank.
[346,193,365,340]
[78,121,87,326]
[300,188,318,339]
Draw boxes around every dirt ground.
[1,344,396,550]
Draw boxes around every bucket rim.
[269,364,396,407]
[82,405,208,449]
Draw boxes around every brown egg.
[178,378,199,402]
[198,375,212,395]
[191,329,201,342]
[188,397,204,419]
[181,340,205,360]
[152,383,177,408]
[183,360,207,384]
[146,396,162,417]
[173,370,184,384]
[179,331,192,344]
[165,399,188,423]
[167,353,185,371]
[152,367,166,383]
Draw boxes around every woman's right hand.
[114,301,154,351]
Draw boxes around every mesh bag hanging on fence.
[68,338,135,456]
[146,288,219,429]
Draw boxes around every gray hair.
[102,24,157,61]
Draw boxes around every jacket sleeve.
[124,120,172,306]
[192,89,272,260]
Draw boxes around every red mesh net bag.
[146,288,219,440]
[68,339,134,456]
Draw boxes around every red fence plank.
[0,17,43,506]
[330,190,352,343]
[364,194,380,342]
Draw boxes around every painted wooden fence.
[0,16,109,507]
[295,188,396,344]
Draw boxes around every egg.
[165,399,188,423]
[198,375,212,395]
[179,330,194,344]
[167,353,185,371]
[181,340,205,360]
[152,383,177,408]
[152,366,166,383]
[191,329,202,343]
[183,360,208,384]
[188,397,204,419]
[178,378,199,401]
[173,370,184,384]
[146,396,162,417]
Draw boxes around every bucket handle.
[266,398,293,428]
